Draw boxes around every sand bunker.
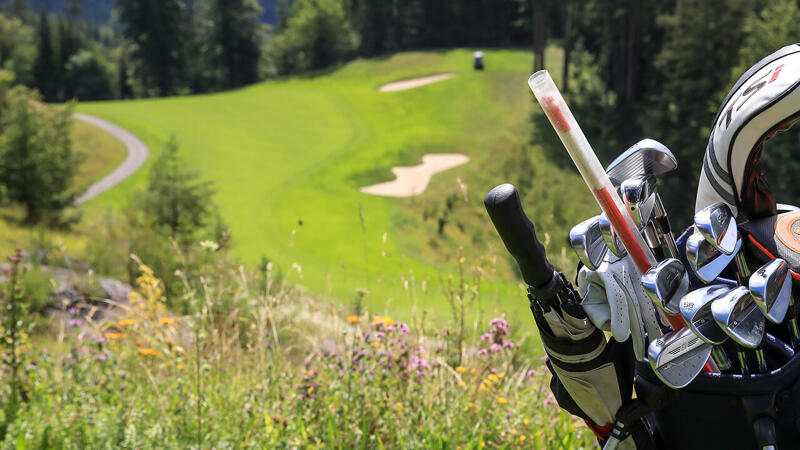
[378,73,455,92]
[360,153,470,197]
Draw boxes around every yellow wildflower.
[177,364,186,371]
[511,428,517,435]
[119,319,136,326]
[372,315,394,327]
[496,396,508,405]
[395,402,403,410]
[104,332,124,340]
[470,368,477,374]
[138,348,159,357]
[307,386,315,393]
[371,342,380,348]
[488,374,499,383]
[158,317,175,325]
[535,430,543,437]
[523,418,530,426]
[467,402,474,409]
[346,315,361,323]
[519,435,527,442]
[498,373,505,378]
[455,366,467,373]
[458,381,466,388]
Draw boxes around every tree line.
[552,0,800,221]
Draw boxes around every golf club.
[642,258,690,316]
[569,215,608,271]
[648,326,713,389]
[693,204,751,284]
[621,176,665,260]
[608,140,680,258]
[695,202,738,255]
[750,258,800,348]
[679,284,734,372]
[712,286,768,373]
[599,213,627,258]
[686,231,743,284]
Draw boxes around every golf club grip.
[484,184,554,288]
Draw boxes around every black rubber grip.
[484,184,554,288]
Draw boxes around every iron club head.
[679,285,733,345]
[686,231,742,283]
[711,286,766,349]
[695,202,738,255]
[648,326,712,389]
[750,258,793,324]
[620,176,657,227]
[642,258,690,315]
[598,213,627,258]
[606,139,678,187]
[569,216,607,271]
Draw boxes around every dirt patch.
[378,73,455,92]
[360,153,469,197]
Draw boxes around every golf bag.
[514,44,800,449]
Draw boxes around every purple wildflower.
[490,343,502,353]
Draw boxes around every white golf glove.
[578,253,663,361]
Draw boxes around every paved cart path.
[73,113,149,205]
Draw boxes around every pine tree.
[116,0,187,96]
[144,136,217,241]
[211,0,263,88]
[0,74,80,223]
[33,11,56,100]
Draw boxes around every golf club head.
[648,326,712,389]
[599,214,627,258]
[569,216,607,271]
[686,231,742,283]
[679,284,733,345]
[694,202,738,255]
[750,258,793,324]
[606,139,678,187]
[711,286,766,349]
[620,176,656,226]
[642,258,690,315]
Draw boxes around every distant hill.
[7,0,278,25]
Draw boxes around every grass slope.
[75,48,596,322]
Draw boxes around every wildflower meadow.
[0,244,595,448]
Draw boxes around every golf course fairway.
[75,48,579,319]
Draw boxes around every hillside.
[73,48,596,322]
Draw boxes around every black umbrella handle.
[484,183,584,317]
[484,183,554,287]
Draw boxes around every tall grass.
[0,246,594,448]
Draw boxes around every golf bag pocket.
[635,334,800,449]
[530,302,638,433]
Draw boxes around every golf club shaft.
[738,350,750,375]
[711,346,732,372]
[755,347,768,373]
[653,193,680,258]
[788,298,800,348]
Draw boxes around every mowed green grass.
[76,48,588,321]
